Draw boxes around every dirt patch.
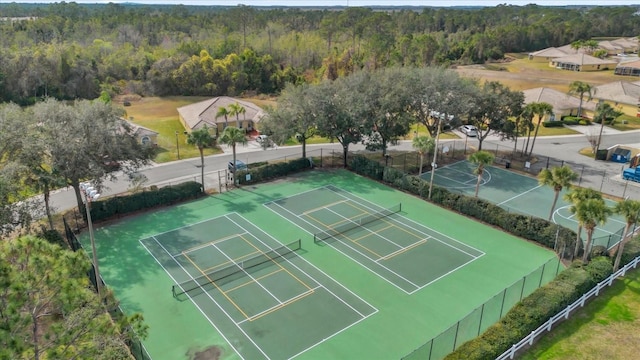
[188,345,222,360]
[113,94,142,103]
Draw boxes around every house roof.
[611,37,638,49]
[598,40,625,52]
[529,46,576,58]
[177,96,265,131]
[118,118,158,137]
[593,81,640,106]
[616,59,640,69]
[552,53,617,66]
[523,87,597,113]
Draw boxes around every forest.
[1,2,640,104]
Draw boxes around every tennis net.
[172,239,301,297]
[313,203,401,243]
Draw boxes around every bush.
[578,119,591,125]
[542,121,564,127]
[237,157,312,185]
[89,181,202,221]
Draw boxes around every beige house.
[597,40,625,56]
[592,81,640,117]
[615,59,640,76]
[177,96,264,135]
[523,87,597,120]
[610,37,638,53]
[549,54,617,71]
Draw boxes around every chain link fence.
[402,257,562,360]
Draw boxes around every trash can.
[505,161,511,169]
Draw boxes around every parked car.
[460,125,478,137]
[228,160,247,173]
[256,134,268,143]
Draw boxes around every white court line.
[379,238,429,261]
[225,213,376,318]
[323,206,404,250]
[553,205,627,237]
[138,238,248,360]
[266,201,419,294]
[180,231,249,256]
[498,185,543,205]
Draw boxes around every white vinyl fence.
[496,255,640,360]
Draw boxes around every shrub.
[578,119,591,125]
[237,157,312,185]
[542,121,564,127]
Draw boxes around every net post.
[399,203,402,212]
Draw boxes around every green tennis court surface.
[265,185,484,294]
[424,160,627,248]
[140,212,375,360]
[81,170,559,360]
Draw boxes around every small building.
[614,59,640,76]
[550,54,617,71]
[523,87,596,120]
[177,96,264,136]
[119,119,158,146]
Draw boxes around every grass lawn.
[612,114,640,131]
[121,96,276,163]
[520,268,640,360]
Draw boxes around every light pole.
[175,131,180,160]
[80,182,102,299]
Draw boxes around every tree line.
[1,3,640,104]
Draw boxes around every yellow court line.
[181,232,246,255]
[351,224,395,242]
[249,288,316,322]
[378,217,424,241]
[340,233,384,258]
[302,199,349,215]
[239,234,313,291]
[182,253,250,319]
[201,250,261,273]
[304,213,332,228]
[224,268,283,293]
[381,239,428,261]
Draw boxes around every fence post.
[520,276,527,300]
[500,288,507,318]
[599,170,606,192]
[453,321,461,350]
[478,303,485,336]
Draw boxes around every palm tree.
[228,102,246,129]
[219,126,247,184]
[572,198,611,263]
[612,199,640,271]
[468,150,494,197]
[594,102,622,153]
[215,106,230,131]
[412,135,434,175]
[538,165,578,221]
[568,81,595,118]
[186,125,215,192]
[564,188,603,259]
[519,104,535,157]
[527,102,553,158]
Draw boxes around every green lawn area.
[520,268,640,360]
[612,114,640,131]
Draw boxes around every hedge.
[542,121,564,127]
[236,157,313,185]
[88,181,203,221]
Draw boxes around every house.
[523,87,597,120]
[528,46,578,61]
[610,37,638,54]
[614,59,640,76]
[549,54,617,71]
[597,40,625,56]
[120,119,158,146]
[593,81,640,107]
[177,96,264,136]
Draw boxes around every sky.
[3,0,640,7]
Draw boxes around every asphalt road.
[49,130,640,214]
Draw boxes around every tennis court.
[424,160,627,247]
[265,185,484,294]
[140,212,376,360]
[81,170,560,360]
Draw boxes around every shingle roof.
[598,40,625,52]
[593,81,640,106]
[523,87,597,112]
[552,53,617,66]
[616,59,640,69]
[177,96,264,130]
[529,46,576,58]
